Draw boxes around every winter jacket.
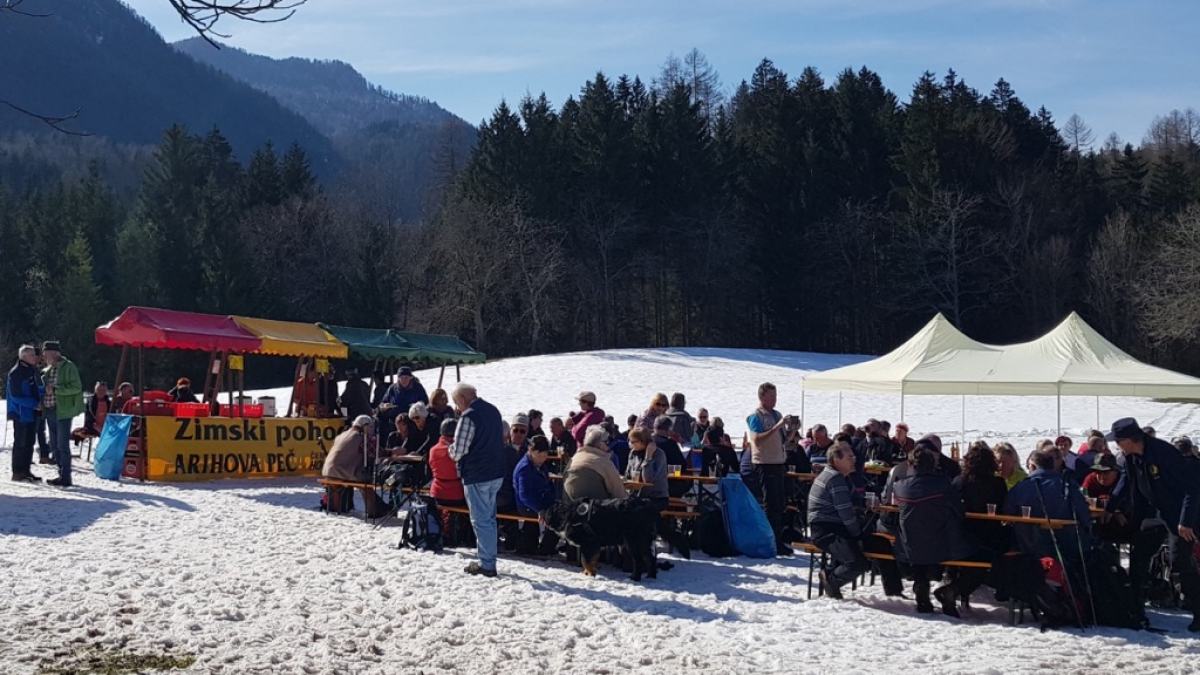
[339,378,372,419]
[47,359,84,420]
[953,473,1009,554]
[808,466,861,537]
[382,380,429,411]
[894,470,974,565]
[807,439,834,461]
[664,408,695,444]
[514,453,556,512]
[567,407,606,445]
[1126,437,1200,530]
[453,396,506,486]
[428,436,464,502]
[891,435,916,458]
[402,421,435,456]
[701,444,741,477]
[322,429,370,482]
[6,360,42,424]
[653,434,686,466]
[625,445,668,500]
[865,434,901,465]
[84,394,112,434]
[1080,471,1116,499]
[549,431,577,458]
[563,445,628,502]
[497,444,524,511]
[1003,468,1092,559]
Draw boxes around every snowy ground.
[3,348,1200,674]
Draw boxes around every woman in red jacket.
[428,418,468,543]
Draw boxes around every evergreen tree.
[281,142,317,198]
[246,141,283,208]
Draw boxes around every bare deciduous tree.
[1085,210,1142,344]
[508,208,564,354]
[1062,113,1094,155]
[1137,205,1200,346]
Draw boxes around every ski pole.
[1033,480,1086,630]
[1065,479,1098,625]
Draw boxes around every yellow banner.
[144,416,347,481]
[227,354,244,371]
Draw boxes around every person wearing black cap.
[337,368,372,421]
[381,366,429,414]
[1108,417,1200,631]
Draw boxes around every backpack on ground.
[321,486,354,514]
[399,498,443,552]
[1086,546,1143,628]
[690,507,735,557]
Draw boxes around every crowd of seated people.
[310,368,1200,632]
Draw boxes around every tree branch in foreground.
[167,0,306,47]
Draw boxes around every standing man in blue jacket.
[449,383,506,578]
[1109,417,1200,632]
[6,345,44,482]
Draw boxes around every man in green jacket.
[41,341,83,487]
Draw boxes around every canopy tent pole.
[456,364,461,383]
[1056,385,1062,436]
[900,385,905,422]
[961,395,966,444]
[113,345,128,395]
[837,392,843,428]
[800,380,806,425]
[1095,396,1100,430]
[237,358,245,418]
[438,365,446,389]
[137,346,146,481]
[201,349,216,404]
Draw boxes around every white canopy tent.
[802,312,1200,434]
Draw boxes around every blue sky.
[126,0,1198,145]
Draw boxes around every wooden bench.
[318,477,381,521]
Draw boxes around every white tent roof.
[804,312,1200,399]
[802,314,1005,395]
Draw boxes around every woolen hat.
[352,415,375,429]
[42,340,61,352]
[398,366,413,376]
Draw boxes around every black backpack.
[399,499,443,553]
[691,507,735,557]
[1086,549,1144,628]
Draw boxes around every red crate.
[219,403,263,418]
[173,402,210,418]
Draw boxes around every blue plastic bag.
[719,474,776,558]
[93,414,132,481]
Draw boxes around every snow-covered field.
[3,347,1200,674]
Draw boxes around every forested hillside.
[3,50,1200,386]
[0,0,336,171]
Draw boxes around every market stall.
[94,308,484,483]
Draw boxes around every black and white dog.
[543,497,659,581]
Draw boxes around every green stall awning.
[392,331,487,365]
[317,324,420,361]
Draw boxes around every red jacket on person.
[568,407,605,445]
[428,436,464,502]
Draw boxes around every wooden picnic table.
[667,473,719,484]
[788,472,817,481]
[873,504,1078,528]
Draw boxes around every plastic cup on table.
[1087,497,1098,509]
[865,493,878,510]
[986,503,997,516]
[1097,497,1108,510]
[1021,505,1032,518]
[669,464,681,477]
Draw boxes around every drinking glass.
[986,503,997,516]
[1021,505,1032,518]
[669,464,681,477]
[865,493,878,509]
